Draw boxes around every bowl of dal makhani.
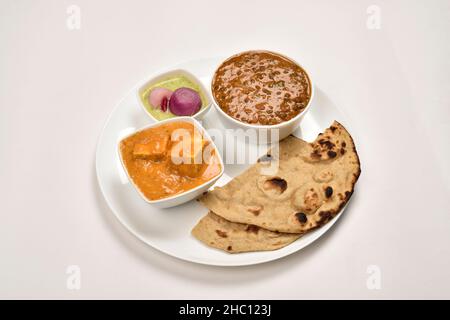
[211,50,314,141]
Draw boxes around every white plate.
[95,57,351,266]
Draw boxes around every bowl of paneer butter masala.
[118,117,224,208]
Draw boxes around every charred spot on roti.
[327,150,337,158]
[310,135,341,161]
[317,189,356,227]
[325,186,333,198]
[318,139,335,149]
[263,177,287,194]
[311,149,322,159]
[227,246,232,251]
[318,211,332,224]
[246,225,260,234]
[295,212,308,224]
[330,126,337,132]
[215,230,228,238]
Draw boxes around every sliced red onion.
[160,97,168,112]
[169,87,202,116]
[149,87,173,111]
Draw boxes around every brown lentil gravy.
[212,51,311,125]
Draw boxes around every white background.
[1,0,449,299]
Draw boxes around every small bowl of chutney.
[137,69,212,122]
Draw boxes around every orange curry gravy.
[212,51,311,125]
[120,121,221,201]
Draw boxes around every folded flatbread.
[199,121,361,234]
[192,212,301,253]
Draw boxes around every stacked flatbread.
[192,121,361,253]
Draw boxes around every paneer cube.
[133,133,169,161]
[170,134,209,177]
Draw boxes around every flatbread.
[199,121,361,233]
[192,212,301,253]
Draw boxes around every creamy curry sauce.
[120,121,221,201]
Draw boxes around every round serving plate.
[95,56,350,266]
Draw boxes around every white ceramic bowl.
[137,69,212,122]
[211,50,314,142]
[117,117,224,208]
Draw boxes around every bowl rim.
[117,116,224,205]
[136,68,212,122]
[210,49,315,129]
